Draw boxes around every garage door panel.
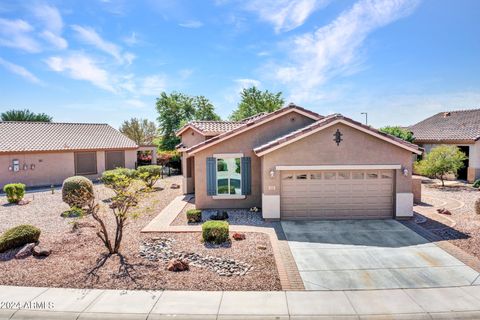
[281,170,394,219]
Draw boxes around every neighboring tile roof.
[254,114,421,155]
[240,112,268,123]
[409,108,480,142]
[186,121,244,135]
[0,121,138,153]
[185,104,322,154]
[176,112,270,137]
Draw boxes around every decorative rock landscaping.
[140,238,252,277]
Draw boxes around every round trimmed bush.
[62,176,94,208]
[202,221,229,244]
[0,224,41,253]
[186,209,202,223]
[3,183,26,203]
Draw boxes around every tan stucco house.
[409,108,480,182]
[177,104,421,220]
[0,121,139,189]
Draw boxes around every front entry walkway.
[282,219,480,290]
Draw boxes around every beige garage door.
[280,170,394,219]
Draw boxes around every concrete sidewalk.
[2,285,480,319]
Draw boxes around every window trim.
[74,151,97,175]
[213,153,244,199]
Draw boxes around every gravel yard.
[171,200,277,227]
[0,175,281,291]
[417,181,480,258]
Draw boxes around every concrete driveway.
[282,220,480,290]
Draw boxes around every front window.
[216,157,241,195]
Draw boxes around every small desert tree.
[414,145,467,186]
[93,173,138,254]
[119,118,157,145]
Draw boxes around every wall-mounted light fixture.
[8,165,12,171]
[402,167,409,177]
[269,169,276,178]
[23,163,28,170]
[30,164,35,170]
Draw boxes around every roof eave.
[254,118,422,157]
[186,106,322,155]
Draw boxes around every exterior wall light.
[269,169,275,178]
[23,163,28,170]
[30,164,35,170]
[8,165,12,171]
[402,167,409,176]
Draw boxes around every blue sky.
[0,0,479,128]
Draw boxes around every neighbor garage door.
[280,170,394,219]
[105,150,125,170]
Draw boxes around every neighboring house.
[0,121,139,188]
[177,104,421,220]
[409,109,480,182]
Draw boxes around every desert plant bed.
[415,183,480,259]
[0,175,281,290]
[172,200,276,227]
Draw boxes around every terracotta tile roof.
[254,114,421,155]
[0,121,138,153]
[187,121,244,135]
[185,104,323,154]
[409,108,480,142]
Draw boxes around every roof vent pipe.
[443,112,451,117]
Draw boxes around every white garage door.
[280,170,394,219]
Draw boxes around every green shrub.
[473,179,480,189]
[186,209,202,223]
[61,206,85,218]
[101,168,136,193]
[0,224,41,253]
[62,176,94,208]
[137,165,162,189]
[101,168,137,185]
[3,183,25,203]
[202,220,229,244]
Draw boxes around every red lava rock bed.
[0,176,281,291]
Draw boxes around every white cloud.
[71,25,133,64]
[270,0,420,103]
[40,30,67,49]
[31,3,68,50]
[179,20,204,28]
[245,0,330,33]
[236,78,261,89]
[31,3,63,34]
[45,53,115,92]
[138,75,166,96]
[0,18,41,53]
[0,57,41,84]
